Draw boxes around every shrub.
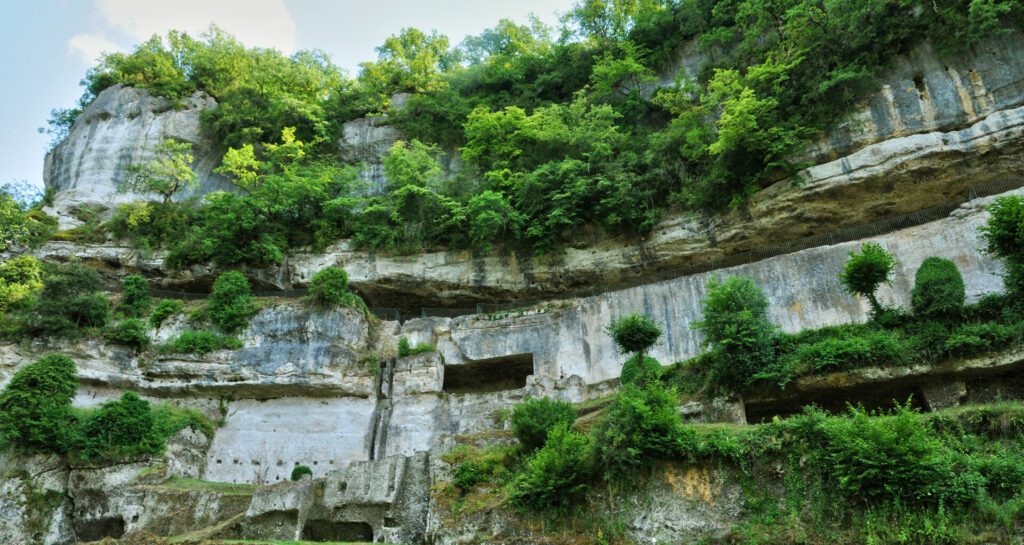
[150,299,184,328]
[981,195,1024,262]
[0,256,43,312]
[307,266,354,307]
[78,391,162,461]
[0,354,78,453]
[943,322,1016,357]
[452,451,512,492]
[592,381,695,476]
[911,257,965,320]
[619,354,663,385]
[788,329,904,373]
[14,262,108,337]
[159,330,242,354]
[696,277,776,392]
[103,319,150,349]
[509,423,592,511]
[510,397,577,453]
[291,465,313,481]
[207,271,257,333]
[823,403,980,506]
[839,242,895,315]
[397,336,435,357]
[118,274,152,318]
[605,313,663,356]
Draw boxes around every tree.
[359,28,456,107]
[0,354,78,453]
[606,313,662,356]
[839,242,896,315]
[696,276,776,392]
[511,397,577,453]
[0,192,30,251]
[124,139,198,203]
[0,256,43,312]
[207,271,257,333]
[119,274,152,318]
[911,257,965,320]
[79,391,161,460]
[981,195,1024,295]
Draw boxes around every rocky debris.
[43,85,231,226]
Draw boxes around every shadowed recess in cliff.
[301,520,374,541]
[442,354,534,394]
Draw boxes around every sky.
[0,0,577,190]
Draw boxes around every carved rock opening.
[443,354,534,393]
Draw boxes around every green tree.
[981,195,1024,295]
[911,257,965,320]
[696,276,776,392]
[0,256,43,312]
[206,271,257,333]
[606,313,662,355]
[124,139,198,203]
[359,28,456,107]
[510,397,577,453]
[839,243,896,315]
[118,274,152,318]
[509,422,592,511]
[79,391,162,460]
[0,192,30,251]
[0,354,78,453]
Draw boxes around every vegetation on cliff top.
[45,0,1024,263]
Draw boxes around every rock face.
[43,84,230,224]
[339,115,401,196]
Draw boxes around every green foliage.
[510,397,578,453]
[206,271,257,333]
[606,313,663,355]
[159,330,242,354]
[452,448,513,492]
[150,299,184,328]
[822,402,981,506]
[509,423,592,511]
[119,274,152,318]
[77,392,163,461]
[619,354,663,385]
[982,195,1024,296]
[0,354,78,453]
[778,328,904,377]
[839,243,896,315]
[108,201,192,252]
[9,262,109,338]
[0,256,43,312]
[123,139,198,203]
[592,381,694,476]
[103,319,150,349]
[696,276,776,392]
[290,465,313,481]
[0,192,55,251]
[306,266,362,309]
[912,258,965,320]
[397,336,435,358]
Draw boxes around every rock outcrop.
[43,84,230,227]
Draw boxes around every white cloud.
[67,32,124,65]
[95,0,297,52]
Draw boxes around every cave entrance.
[74,517,125,542]
[744,383,928,423]
[443,353,534,394]
[301,520,374,541]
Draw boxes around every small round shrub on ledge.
[306,266,365,310]
[104,319,150,349]
[0,354,78,453]
[207,271,257,333]
[291,465,313,481]
[118,274,152,318]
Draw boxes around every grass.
[153,477,258,496]
[216,541,379,545]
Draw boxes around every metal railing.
[129,176,1024,323]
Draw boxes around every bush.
[605,313,663,355]
[696,277,776,392]
[943,322,1017,358]
[150,299,184,328]
[509,423,592,511]
[307,266,355,307]
[0,354,78,453]
[911,257,965,320]
[291,465,313,481]
[839,242,895,315]
[619,354,663,385]
[397,336,435,357]
[13,262,109,337]
[78,391,162,461]
[511,397,577,453]
[787,329,904,373]
[207,271,257,333]
[0,256,43,312]
[823,403,980,506]
[159,330,242,354]
[118,274,152,318]
[104,319,150,349]
[67,293,111,328]
[593,381,695,476]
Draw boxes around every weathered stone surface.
[0,453,73,545]
[43,84,230,226]
[339,115,401,196]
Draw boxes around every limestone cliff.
[43,85,231,227]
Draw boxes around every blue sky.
[0,0,576,189]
